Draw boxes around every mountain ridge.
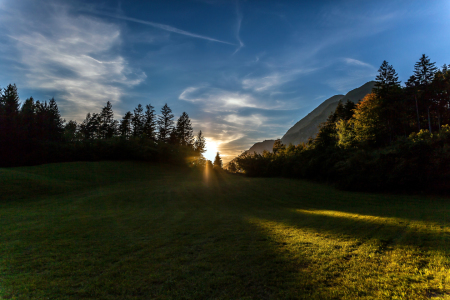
[246,81,376,154]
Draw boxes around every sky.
[1,0,449,162]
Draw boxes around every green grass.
[1,161,449,299]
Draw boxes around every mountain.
[281,81,376,146]
[246,81,376,154]
[247,140,276,154]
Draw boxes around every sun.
[204,138,219,162]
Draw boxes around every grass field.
[1,161,449,299]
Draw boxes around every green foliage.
[232,56,450,192]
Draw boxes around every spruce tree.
[132,104,145,137]
[0,84,20,143]
[20,97,36,140]
[374,60,401,97]
[414,54,437,86]
[119,111,133,139]
[47,98,64,141]
[175,112,194,147]
[143,104,156,140]
[413,54,438,132]
[2,84,20,116]
[99,101,117,139]
[157,103,174,142]
[193,130,206,153]
[213,152,222,169]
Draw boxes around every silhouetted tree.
[193,130,206,154]
[413,54,438,132]
[99,101,117,139]
[132,104,145,137]
[20,97,36,140]
[79,112,101,140]
[214,152,222,169]
[119,111,132,139]
[374,60,401,98]
[143,104,156,140]
[175,112,194,147]
[157,103,174,142]
[47,98,64,141]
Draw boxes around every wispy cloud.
[92,11,236,46]
[343,58,374,69]
[4,5,145,121]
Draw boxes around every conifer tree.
[20,97,36,140]
[0,84,21,144]
[374,60,401,98]
[413,54,438,132]
[2,84,20,116]
[119,111,133,139]
[175,112,194,147]
[414,54,437,86]
[47,98,64,141]
[99,101,117,139]
[157,103,174,142]
[213,152,222,169]
[132,104,145,137]
[143,104,156,140]
[193,130,206,153]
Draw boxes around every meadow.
[1,161,449,299]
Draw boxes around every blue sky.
[1,0,449,161]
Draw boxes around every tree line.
[0,86,207,167]
[229,54,450,191]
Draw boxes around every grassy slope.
[1,161,449,299]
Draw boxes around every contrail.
[232,0,244,55]
[95,12,236,46]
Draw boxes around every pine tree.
[175,112,194,147]
[414,54,437,86]
[47,98,64,141]
[2,84,20,116]
[99,101,117,139]
[20,97,36,140]
[132,104,145,137]
[157,103,174,142]
[193,130,206,153]
[413,54,438,132]
[213,152,222,169]
[374,60,401,98]
[119,111,133,139]
[79,112,101,140]
[0,84,21,143]
[143,104,156,140]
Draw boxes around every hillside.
[1,161,449,299]
[247,81,375,153]
[281,81,376,146]
[247,139,276,154]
